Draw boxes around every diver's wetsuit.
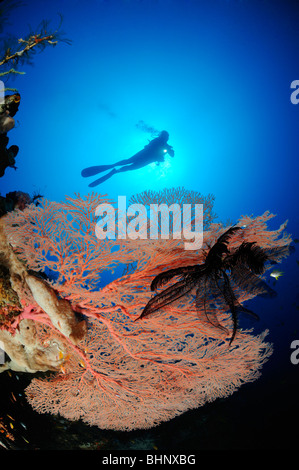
[81,130,174,187]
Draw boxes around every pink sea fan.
[2,189,292,430]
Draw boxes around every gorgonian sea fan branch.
[1,191,292,430]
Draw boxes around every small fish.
[270,269,284,281]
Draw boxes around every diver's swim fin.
[81,164,115,177]
[88,169,117,187]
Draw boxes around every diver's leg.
[81,164,115,177]
[82,156,139,178]
[113,161,146,173]
[83,149,148,178]
[113,148,146,166]
[113,156,141,166]
[88,161,147,187]
[83,157,138,178]
[113,157,134,166]
[88,169,117,187]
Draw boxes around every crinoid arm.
[136,278,196,320]
[205,226,242,266]
[227,241,269,274]
[151,264,200,291]
[195,278,229,335]
[234,304,259,321]
[215,271,259,345]
[230,263,277,298]
[215,225,242,246]
[264,244,294,263]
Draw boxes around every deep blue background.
[0,0,298,450]
[1,0,299,223]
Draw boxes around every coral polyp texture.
[0,189,292,430]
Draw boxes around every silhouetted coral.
[0,190,42,217]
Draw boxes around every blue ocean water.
[0,0,298,451]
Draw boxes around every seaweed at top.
[0,5,71,87]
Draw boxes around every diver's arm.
[165,143,174,157]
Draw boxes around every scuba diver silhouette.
[81,130,174,187]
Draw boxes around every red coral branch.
[1,190,292,430]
